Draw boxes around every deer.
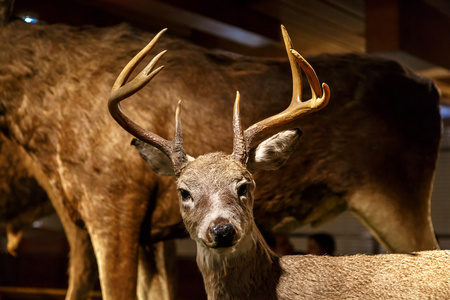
[1,1,442,297]
[110,25,450,300]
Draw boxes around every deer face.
[176,153,256,251]
[133,128,303,252]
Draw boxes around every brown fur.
[276,252,450,299]
[0,133,53,255]
[0,20,441,299]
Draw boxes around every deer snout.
[210,224,236,248]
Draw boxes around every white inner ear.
[254,130,300,163]
[248,129,301,173]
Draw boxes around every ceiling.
[11,0,450,106]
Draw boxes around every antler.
[233,25,330,165]
[108,28,188,173]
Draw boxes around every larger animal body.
[0,19,441,299]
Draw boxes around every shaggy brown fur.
[0,133,53,255]
[0,19,441,299]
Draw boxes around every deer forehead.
[177,152,253,190]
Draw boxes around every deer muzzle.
[210,223,236,248]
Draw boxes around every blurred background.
[1,0,449,299]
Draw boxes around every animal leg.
[64,223,98,300]
[347,185,439,253]
[5,225,23,256]
[137,240,177,300]
[83,201,145,300]
[42,190,98,300]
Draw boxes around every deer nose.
[210,224,235,248]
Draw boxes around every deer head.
[109,25,330,252]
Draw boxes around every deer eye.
[178,189,193,202]
[237,184,248,198]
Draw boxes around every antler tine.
[108,28,175,157]
[112,28,167,92]
[290,48,330,109]
[242,25,330,152]
[281,24,302,105]
[232,91,247,164]
[173,100,189,172]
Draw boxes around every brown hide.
[0,21,441,298]
[0,133,53,255]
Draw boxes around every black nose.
[210,224,235,248]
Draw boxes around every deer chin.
[209,244,237,254]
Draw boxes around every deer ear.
[132,139,176,176]
[247,129,302,173]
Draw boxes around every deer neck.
[196,223,281,300]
